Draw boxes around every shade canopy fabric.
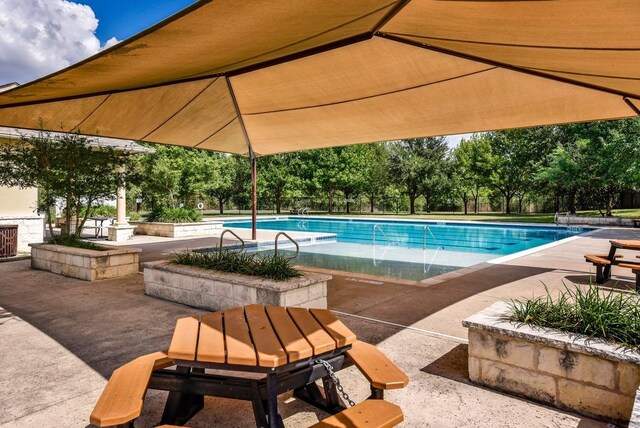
[0,0,639,156]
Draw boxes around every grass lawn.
[203,208,640,224]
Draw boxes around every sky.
[0,0,470,146]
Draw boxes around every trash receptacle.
[0,225,18,258]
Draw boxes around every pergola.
[0,0,638,237]
[0,126,154,241]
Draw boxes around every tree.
[388,138,441,214]
[484,128,554,213]
[230,156,251,212]
[138,145,183,208]
[334,146,371,214]
[362,144,389,212]
[416,137,449,212]
[0,131,132,236]
[553,119,640,216]
[207,155,234,214]
[453,135,492,213]
[259,153,299,214]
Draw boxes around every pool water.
[223,217,590,281]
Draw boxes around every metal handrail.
[372,224,387,247]
[218,229,246,251]
[274,231,300,260]
[423,225,442,249]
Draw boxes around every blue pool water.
[223,217,588,256]
[220,217,591,280]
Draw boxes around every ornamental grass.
[508,283,640,351]
[171,249,301,281]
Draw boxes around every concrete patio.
[1,227,639,427]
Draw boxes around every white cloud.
[445,133,473,148]
[0,0,112,85]
[102,36,120,50]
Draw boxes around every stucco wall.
[0,187,38,216]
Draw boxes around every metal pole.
[251,154,257,240]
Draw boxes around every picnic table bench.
[90,305,408,427]
[585,240,640,292]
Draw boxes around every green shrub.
[508,283,640,351]
[127,211,142,221]
[147,207,202,223]
[171,250,301,281]
[50,234,107,251]
[89,205,117,217]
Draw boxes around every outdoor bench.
[310,399,403,427]
[584,254,622,283]
[345,341,409,398]
[90,351,173,427]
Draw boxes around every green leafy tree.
[417,137,449,212]
[485,128,554,213]
[363,144,390,213]
[334,146,371,214]
[453,135,493,213]
[207,155,235,214]
[388,138,441,214]
[0,131,133,236]
[259,153,299,214]
[544,119,640,216]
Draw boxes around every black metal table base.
[149,353,347,428]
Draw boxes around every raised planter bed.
[557,215,634,227]
[143,260,330,310]
[30,243,141,282]
[131,220,222,238]
[463,301,640,424]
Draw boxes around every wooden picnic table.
[137,304,407,428]
[590,240,640,291]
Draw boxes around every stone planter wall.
[30,243,141,282]
[131,221,222,238]
[556,215,634,227]
[463,302,640,424]
[143,260,330,310]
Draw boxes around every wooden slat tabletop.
[610,240,640,250]
[265,305,313,363]
[245,305,287,367]
[168,306,356,368]
[197,312,225,363]
[167,316,199,361]
[224,307,257,366]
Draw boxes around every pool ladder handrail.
[422,225,443,250]
[373,223,441,249]
[218,229,246,252]
[274,231,300,260]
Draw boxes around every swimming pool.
[222,217,591,281]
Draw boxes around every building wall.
[0,187,38,216]
[0,186,43,252]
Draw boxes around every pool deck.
[1,226,639,427]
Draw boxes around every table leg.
[322,377,345,413]
[602,246,617,282]
[250,381,268,428]
[160,366,205,425]
[266,372,284,428]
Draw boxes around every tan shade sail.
[0,0,639,156]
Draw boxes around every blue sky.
[81,1,196,44]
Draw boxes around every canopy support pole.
[250,153,257,240]
[225,76,257,240]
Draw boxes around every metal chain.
[315,358,356,407]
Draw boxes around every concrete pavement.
[1,227,638,427]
